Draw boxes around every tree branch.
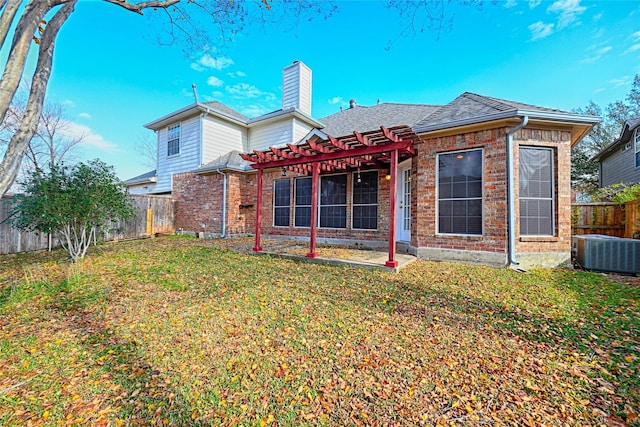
[104,0,181,15]
[0,0,21,51]
[0,0,77,196]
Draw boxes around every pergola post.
[307,162,319,258]
[386,149,399,268]
[253,168,263,252]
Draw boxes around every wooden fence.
[571,201,639,238]
[0,195,175,255]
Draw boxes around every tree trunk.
[0,0,76,196]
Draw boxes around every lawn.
[0,236,638,426]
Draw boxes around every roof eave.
[248,107,324,128]
[124,176,157,186]
[414,110,600,134]
[193,164,254,175]
[144,103,248,130]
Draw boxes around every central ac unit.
[574,235,640,275]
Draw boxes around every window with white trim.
[352,170,378,230]
[320,174,347,228]
[273,179,290,227]
[635,129,640,168]
[519,146,554,236]
[437,149,483,235]
[167,124,180,156]
[294,177,312,227]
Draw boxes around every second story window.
[167,124,180,157]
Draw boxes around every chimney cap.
[349,99,357,108]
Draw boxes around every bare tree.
[0,0,338,197]
[3,95,85,173]
[135,131,158,171]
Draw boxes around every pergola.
[240,125,418,268]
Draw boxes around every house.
[126,61,599,269]
[592,118,640,188]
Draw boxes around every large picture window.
[519,146,554,236]
[167,124,180,156]
[294,177,312,227]
[273,179,290,227]
[437,149,483,235]
[352,171,378,230]
[320,174,347,228]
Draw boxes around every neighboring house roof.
[592,117,640,162]
[195,150,253,174]
[318,103,440,137]
[124,169,157,185]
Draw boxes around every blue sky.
[5,0,640,181]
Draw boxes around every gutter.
[413,109,599,134]
[506,116,528,267]
[216,168,227,238]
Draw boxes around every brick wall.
[173,171,255,236]
[413,126,573,259]
[257,168,392,242]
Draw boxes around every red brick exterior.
[173,171,256,236]
[413,125,572,262]
[171,124,574,266]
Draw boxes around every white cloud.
[191,54,234,71]
[63,122,120,153]
[328,96,343,105]
[77,112,92,120]
[630,31,640,41]
[504,0,517,8]
[593,87,606,94]
[239,104,271,117]
[547,0,586,29]
[610,76,632,88]
[528,21,554,40]
[62,99,75,107]
[529,0,541,8]
[580,45,612,63]
[226,83,276,101]
[207,76,224,87]
[226,71,248,79]
[624,44,640,55]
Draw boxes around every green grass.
[0,237,638,426]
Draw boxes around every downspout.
[216,168,227,238]
[506,115,528,267]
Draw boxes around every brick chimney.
[282,61,312,116]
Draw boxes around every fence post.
[625,201,638,238]
[146,209,153,236]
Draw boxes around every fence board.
[0,195,175,255]
[571,202,629,238]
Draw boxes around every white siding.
[127,182,158,195]
[292,118,314,144]
[282,61,312,116]
[201,116,247,163]
[155,116,201,193]
[249,119,293,152]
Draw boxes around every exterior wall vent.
[574,235,640,275]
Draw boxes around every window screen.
[273,179,290,227]
[320,174,347,228]
[519,146,554,236]
[352,171,378,230]
[437,149,483,235]
[294,177,312,227]
[167,124,180,156]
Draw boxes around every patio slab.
[218,237,417,273]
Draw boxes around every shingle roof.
[319,103,440,138]
[414,92,574,129]
[593,117,640,162]
[124,169,156,185]
[195,150,253,173]
[202,101,249,122]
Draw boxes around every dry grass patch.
[0,236,638,426]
